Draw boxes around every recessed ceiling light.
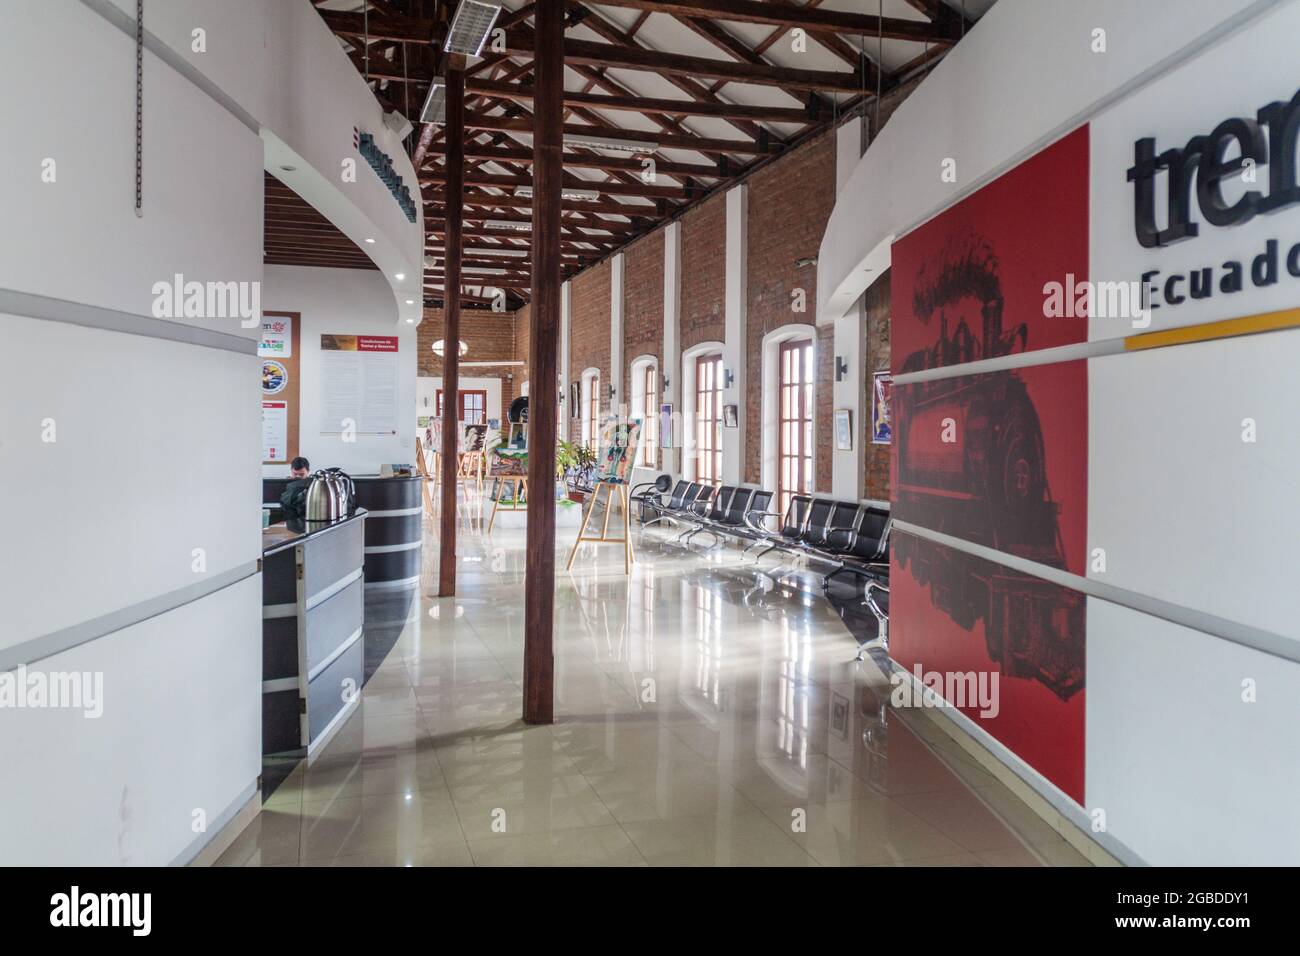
[406,318,415,323]
[395,273,405,280]
[364,237,376,244]
[406,299,415,305]
[279,164,297,172]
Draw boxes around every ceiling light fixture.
[513,185,600,202]
[464,266,509,275]
[364,237,376,244]
[443,1,502,57]
[564,133,657,154]
[431,338,469,357]
[419,78,447,125]
[395,273,405,280]
[465,247,527,257]
[485,220,530,232]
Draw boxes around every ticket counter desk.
[261,511,366,756]
[264,475,422,590]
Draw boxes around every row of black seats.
[631,478,890,591]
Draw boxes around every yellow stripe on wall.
[1124,307,1300,351]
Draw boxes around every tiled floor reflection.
[217,494,1090,867]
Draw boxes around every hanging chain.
[135,0,143,217]
[873,0,882,135]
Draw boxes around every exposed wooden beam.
[464,78,820,124]
[424,168,697,199]
[424,142,725,179]
[460,112,780,155]
[566,0,958,41]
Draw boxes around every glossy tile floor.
[217,494,1090,867]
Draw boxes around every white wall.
[262,265,418,477]
[0,0,263,865]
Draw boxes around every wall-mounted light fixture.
[607,384,617,400]
[835,356,849,381]
[795,255,818,268]
[661,375,670,390]
[724,368,735,389]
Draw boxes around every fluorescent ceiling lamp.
[444,0,502,57]
[464,267,509,275]
[420,78,447,124]
[485,220,530,231]
[564,133,657,154]
[466,247,527,257]
[514,185,600,201]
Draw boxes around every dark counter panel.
[361,546,420,587]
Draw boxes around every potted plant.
[556,440,596,503]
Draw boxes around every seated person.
[280,457,312,520]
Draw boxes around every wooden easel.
[414,437,437,516]
[487,476,528,532]
[566,480,635,574]
[458,450,486,496]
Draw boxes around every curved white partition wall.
[0,0,421,864]
[820,0,1300,865]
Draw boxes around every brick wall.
[679,193,727,352]
[622,231,664,405]
[418,305,521,425]
[742,130,837,486]
[568,258,612,415]
[864,271,892,502]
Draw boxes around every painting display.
[462,423,487,452]
[489,447,528,477]
[595,417,642,482]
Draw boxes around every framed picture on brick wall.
[834,409,853,451]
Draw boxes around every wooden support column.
[523,0,563,724]
[437,60,465,597]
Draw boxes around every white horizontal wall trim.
[0,560,261,672]
[892,520,1300,667]
[78,0,260,133]
[0,288,258,355]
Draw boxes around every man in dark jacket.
[280,457,311,520]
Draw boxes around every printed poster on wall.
[319,334,399,436]
[258,315,293,358]
[262,401,288,462]
[887,126,1090,805]
[870,372,892,444]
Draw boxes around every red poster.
[888,125,1090,806]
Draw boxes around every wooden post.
[523,0,563,725]
[437,59,465,598]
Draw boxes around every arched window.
[630,356,659,469]
[761,324,818,514]
[581,368,601,451]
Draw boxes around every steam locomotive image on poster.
[894,229,1084,701]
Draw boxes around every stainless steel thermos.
[305,468,355,521]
